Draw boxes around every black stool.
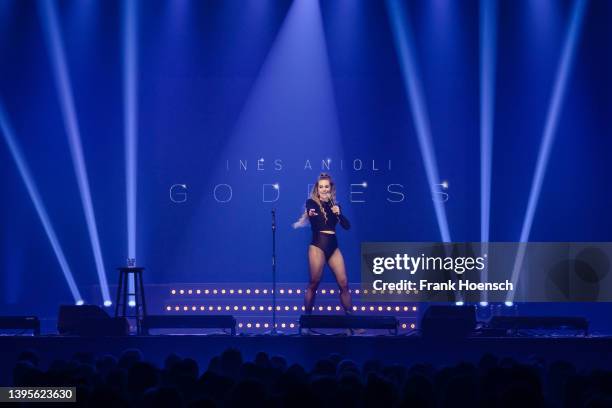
[115,267,147,335]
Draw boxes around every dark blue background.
[1,0,611,319]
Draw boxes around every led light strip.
[165,305,418,313]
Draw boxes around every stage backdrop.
[1,0,611,319]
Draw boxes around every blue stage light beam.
[480,0,497,245]
[386,0,451,243]
[480,0,498,303]
[38,0,111,304]
[122,0,139,307]
[123,0,138,262]
[0,101,83,303]
[507,0,588,302]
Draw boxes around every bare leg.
[327,248,352,313]
[305,245,325,314]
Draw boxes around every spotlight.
[273,183,279,190]
[386,0,452,243]
[361,182,367,188]
[504,301,514,307]
[104,300,112,307]
[455,301,464,306]
[479,301,489,307]
[129,300,136,307]
[0,102,82,302]
[507,0,588,303]
[39,0,111,304]
[76,300,85,306]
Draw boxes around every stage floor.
[2,334,612,385]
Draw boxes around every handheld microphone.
[327,194,338,216]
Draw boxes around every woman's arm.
[306,199,318,216]
[338,213,351,230]
[332,204,351,230]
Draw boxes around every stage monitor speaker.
[421,305,476,338]
[299,315,398,334]
[57,305,129,336]
[143,315,236,335]
[0,316,40,336]
[488,316,588,335]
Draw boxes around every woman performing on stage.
[293,173,352,314]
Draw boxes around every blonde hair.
[292,173,337,229]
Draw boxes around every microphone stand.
[270,208,279,335]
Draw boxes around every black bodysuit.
[306,198,350,260]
